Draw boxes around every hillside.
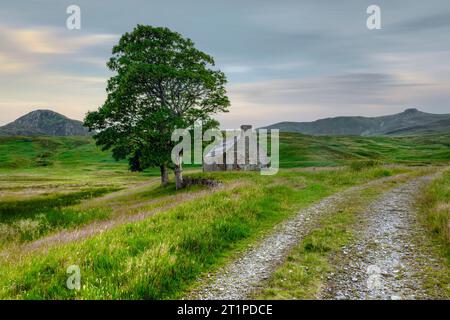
[0,132,449,170]
[0,110,91,136]
[262,108,450,136]
[278,132,450,167]
[0,136,118,169]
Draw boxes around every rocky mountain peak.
[0,109,91,136]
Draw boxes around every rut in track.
[321,175,446,300]
[190,174,409,300]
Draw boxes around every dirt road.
[191,175,409,300]
[322,175,447,300]
[192,174,447,300]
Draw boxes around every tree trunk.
[160,164,169,187]
[174,154,184,189]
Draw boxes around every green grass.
[0,136,161,186]
[414,170,450,297]
[0,188,117,244]
[0,136,160,246]
[0,166,409,299]
[0,136,107,169]
[417,170,450,265]
[0,188,117,221]
[279,132,450,168]
[0,136,155,247]
[1,133,449,172]
[0,133,448,299]
[0,178,210,247]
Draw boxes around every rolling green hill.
[0,136,118,169]
[278,132,450,167]
[0,132,449,171]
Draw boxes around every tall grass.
[0,188,116,244]
[417,170,450,264]
[349,160,381,171]
[0,167,409,299]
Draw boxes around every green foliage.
[84,25,230,177]
[0,188,115,222]
[414,171,450,297]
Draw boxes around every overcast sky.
[0,0,449,128]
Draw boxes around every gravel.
[191,176,403,300]
[321,175,446,300]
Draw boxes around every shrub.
[349,160,380,171]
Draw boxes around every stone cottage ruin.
[203,125,269,172]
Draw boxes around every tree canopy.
[84,25,230,188]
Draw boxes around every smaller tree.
[85,25,230,188]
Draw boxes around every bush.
[349,160,381,171]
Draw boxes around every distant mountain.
[262,108,450,136]
[0,109,91,136]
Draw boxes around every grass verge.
[417,170,450,263]
[416,170,450,296]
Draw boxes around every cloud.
[228,72,428,106]
[11,28,68,54]
[0,71,108,126]
[391,12,450,33]
[222,65,252,74]
[0,25,118,55]
[0,52,31,73]
[1,1,450,128]
[216,69,450,128]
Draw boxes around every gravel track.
[191,175,406,300]
[321,175,446,300]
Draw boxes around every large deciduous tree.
[84,25,230,188]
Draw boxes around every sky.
[0,0,449,128]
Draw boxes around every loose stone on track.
[191,176,401,300]
[322,175,446,300]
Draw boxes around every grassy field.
[1,132,449,170]
[417,170,450,264]
[0,136,154,247]
[279,132,450,167]
[0,133,448,299]
[0,167,410,299]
